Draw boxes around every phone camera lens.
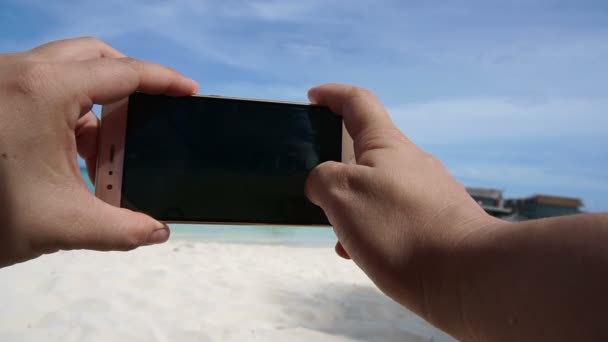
[107,184,113,190]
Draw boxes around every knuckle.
[118,232,145,251]
[121,229,149,251]
[357,127,403,151]
[117,58,142,75]
[13,62,52,94]
[119,57,142,68]
[334,165,353,189]
[119,239,140,252]
[118,56,134,63]
[326,170,352,200]
[348,86,375,100]
[422,152,444,168]
[92,37,111,49]
[307,162,338,189]
[308,162,358,202]
[115,57,137,70]
[113,57,141,81]
[81,36,103,44]
[77,36,108,49]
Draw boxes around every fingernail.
[145,227,170,245]
[307,89,318,103]
[189,79,199,94]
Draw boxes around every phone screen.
[122,93,342,225]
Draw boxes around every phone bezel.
[94,94,354,226]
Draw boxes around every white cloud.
[9,1,608,89]
[389,97,608,145]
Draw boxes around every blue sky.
[2,0,607,211]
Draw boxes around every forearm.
[431,213,608,341]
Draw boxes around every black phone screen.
[122,93,342,225]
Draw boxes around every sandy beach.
[0,240,454,342]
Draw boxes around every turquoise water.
[81,167,337,246]
[168,224,336,246]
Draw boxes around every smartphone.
[95,93,354,226]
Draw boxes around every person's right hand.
[305,84,502,336]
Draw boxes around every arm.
[437,213,608,341]
[305,83,608,341]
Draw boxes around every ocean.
[80,167,337,246]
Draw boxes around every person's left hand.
[0,37,199,267]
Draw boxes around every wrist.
[418,204,508,340]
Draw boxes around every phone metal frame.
[95,94,354,226]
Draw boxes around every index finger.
[57,57,199,116]
[308,83,404,162]
[28,36,125,62]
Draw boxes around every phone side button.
[110,144,115,163]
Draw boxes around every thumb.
[55,193,169,251]
[335,241,351,259]
[305,161,359,209]
[306,161,364,259]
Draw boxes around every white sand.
[0,241,455,342]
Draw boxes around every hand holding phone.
[96,93,353,226]
[0,37,198,267]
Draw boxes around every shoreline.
[169,224,339,247]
